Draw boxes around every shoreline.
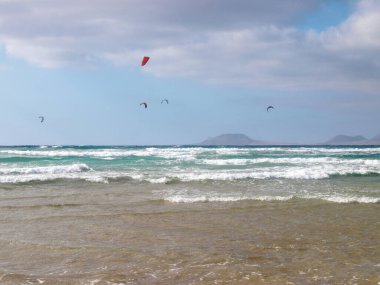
[0,198,379,284]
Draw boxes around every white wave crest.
[1,146,379,163]
[0,163,108,184]
[0,173,108,184]
[1,164,379,184]
[199,157,380,166]
[0,164,91,175]
[165,194,379,204]
[0,147,203,160]
[156,166,380,181]
[166,195,294,203]
[322,196,379,203]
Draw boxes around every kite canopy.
[267,106,274,112]
[161,99,169,104]
[140,102,148,109]
[141,56,150,66]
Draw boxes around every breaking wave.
[164,194,380,204]
[2,146,379,160]
[0,146,379,197]
[0,164,91,175]
[0,164,107,184]
[1,166,379,184]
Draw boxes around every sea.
[0,145,379,284]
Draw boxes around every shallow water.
[0,146,379,284]
[0,181,378,284]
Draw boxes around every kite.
[161,99,169,104]
[141,56,150,66]
[38,116,44,123]
[140,102,148,109]
[267,106,274,112]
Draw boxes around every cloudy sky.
[0,0,379,144]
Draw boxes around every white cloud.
[0,0,378,93]
[321,0,380,51]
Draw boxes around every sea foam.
[0,163,103,183]
[0,163,91,175]
[165,194,379,204]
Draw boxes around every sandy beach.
[0,181,379,284]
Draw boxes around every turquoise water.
[1,145,379,203]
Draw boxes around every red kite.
[141,56,150,66]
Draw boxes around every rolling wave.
[0,167,379,184]
[0,146,379,186]
[164,194,380,204]
[0,163,104,183]
[2,146,380,159]
[0,163,91,175]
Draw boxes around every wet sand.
[0,183,379,284]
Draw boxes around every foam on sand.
[165,194,379,204]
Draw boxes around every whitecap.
[0,163,92,175]
[165,195,294,203]
[165,194,379,204]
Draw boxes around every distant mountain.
[322,134,368,145]
[198,134,267,146]
[197,133,380,146]
[367,133,380,145]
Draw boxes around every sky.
[0,0,379,145]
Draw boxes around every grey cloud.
[0,0,322,39]
[0,0,378,93]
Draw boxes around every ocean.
[0,145,379,284]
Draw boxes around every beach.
[0,146,379,284]
[1,0,379,283]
